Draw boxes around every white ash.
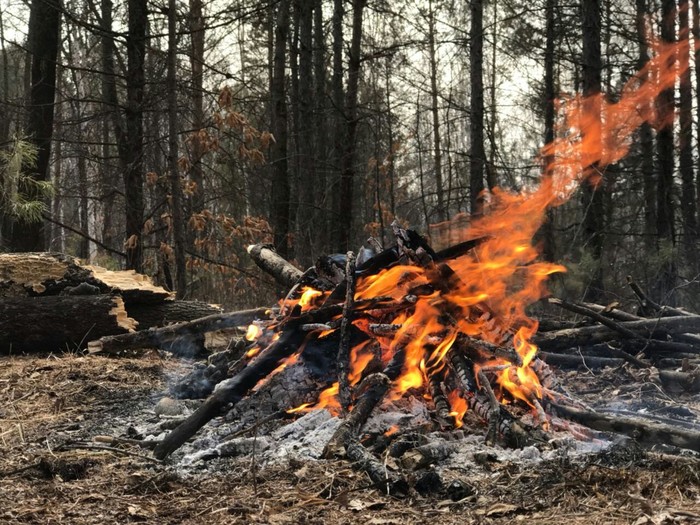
[363,396,431,434]
[269,409,342,461]
[182,436,272,466]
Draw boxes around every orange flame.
[447,390,468,428]
[245,323,263,341]
[287,382,341,415]
[285,34,693,424]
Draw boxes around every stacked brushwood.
[86,226,700,494]
[0,252,222,354]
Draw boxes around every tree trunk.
[295,0,315,265]
[9,0,62,251]
[655,0,677,304]
[678,0,696,261]
[580,0,604,301]
[125,0,147,271]
[540,0,556,262]
[168,0,187,298]
[189,0,205,215]
[636,0,656,252]
[329,0,344,249]
[270,0,291,261]
[337,0,366,252]
[312,0,328,252]
[427,0,445,223]
[469,0,485,216]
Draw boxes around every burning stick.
[153,328,307,459]
[458,335,523,367]
[337,252,357,410]
[426,365,454,429]
[476,368,502,444]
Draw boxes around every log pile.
[100,225,700,495]
[0,252,222,353]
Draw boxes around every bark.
[0,295,136,353]
[540,0,556,262]
[427,0,445,222]
[580,0,604,301]
[295,0,315,263]
[312,0,328,251]
[126,300,223,330]
[552,403,700,453]
[469,0,485,215]
[125,0,147,271]
[636,0,656,251]
[188,0,205,214]
[329,0,344,248]
[270,0,292,260]
[8,0,61,251]
[246,243,303,288]
[88,306,273,355]
[336,0,366,252]
[168,0,187,298]
[654,0,677,303]
[533,315,700,351]
[678,0,696,258]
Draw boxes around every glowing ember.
[245,323,263,341]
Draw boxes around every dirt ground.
[2,352,700,525]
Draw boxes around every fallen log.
[126,300,223,330]
[88,307,273,355]
[551,403,700,453]
[538,352,626,369]
[533,315,700,351]
[658,369,700,394]
[0,295,136,353]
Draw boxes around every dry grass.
[1,353,699,524]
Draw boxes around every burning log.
[153,327,307,459]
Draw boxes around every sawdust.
[1,353,699,524]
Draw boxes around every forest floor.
[1,352,700,525]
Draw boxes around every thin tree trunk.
[189,0,205,215]
[270,0,291,261]
[581,0,605,301]
[168,0,187,297]
[124,0,147,271]
[9,0,62,251]
[337,0,366,251]
[655,0,677,303]
[330,0,344,247]
[312,0,328,252]
[469,0,485,216]
[296,0,315,264]
[678,0,696,260]
[427,0,445,223]
[540,0,556,262]
[636,0,656,251]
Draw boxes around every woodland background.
[0,0,698,309]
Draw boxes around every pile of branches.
[89,227,700,495]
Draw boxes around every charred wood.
[551,403,700,453]
[153,327,306,459]
[533,316,700,351]
[658,369,700,394]
[88,307,273,355]
[400,440,456,470]
[538,352,625,369]
[337,251,356,410]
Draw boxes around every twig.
[58,443,163,463]
[338,251,356,411]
